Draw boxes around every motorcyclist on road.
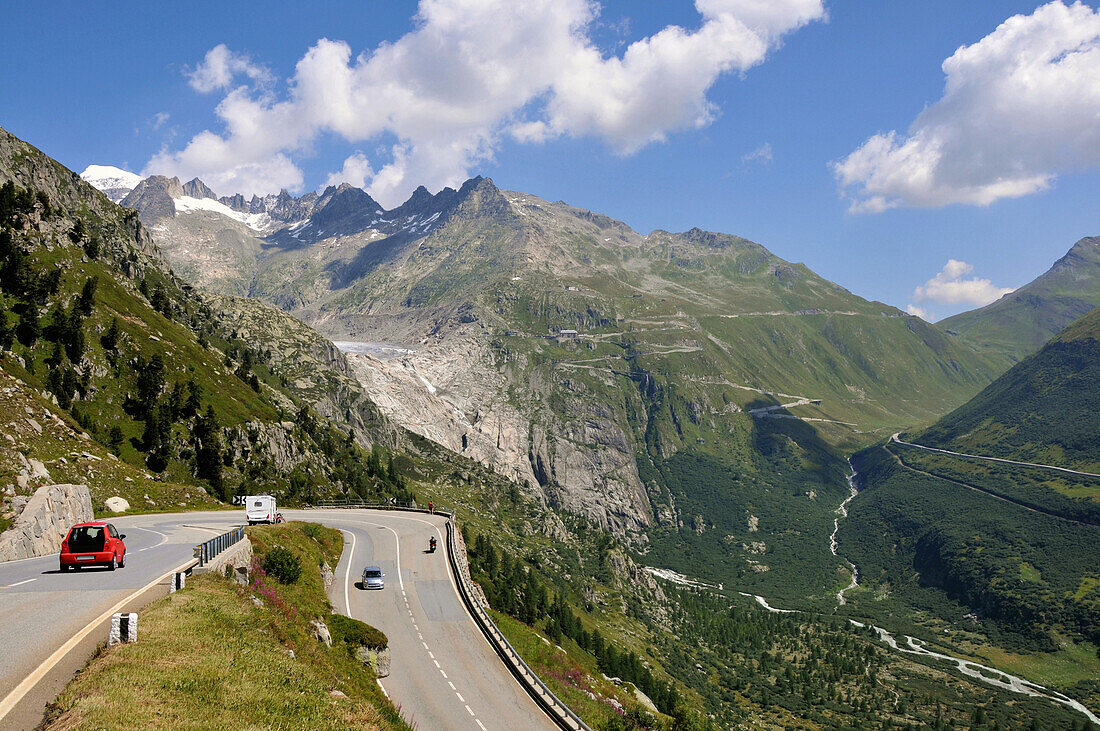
[429,536,437,552]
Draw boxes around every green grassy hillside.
[843,307,1100,714]
[919,305,1100,472]
[940,236,1100,361]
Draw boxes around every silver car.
[361,566,385,589]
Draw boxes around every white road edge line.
[3,578,36,588]
[339,529,357,616]
[377,523,404,591]
[377,679,389,698]
[0,556,196,724]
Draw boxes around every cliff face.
[343,328,651,534]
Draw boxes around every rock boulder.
[104,496,130,513]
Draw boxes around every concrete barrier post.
[169,572,186,593]
[108,612,138,645]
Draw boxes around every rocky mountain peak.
[314,184,383,217]
[120,175,183,223]
[182,177,217,200]
[220,192,247,212]
[1055,236,1100,272]
[451,175,508,218]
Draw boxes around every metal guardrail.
[194,526,245,567]
[445,521,593,731]
[316,498,420,509]
[313,499,454,518]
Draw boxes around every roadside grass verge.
[489,609,671,730]
[43,522,406,730]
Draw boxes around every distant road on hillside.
[890,434,1100,479]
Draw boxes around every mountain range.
[83,164,1039,603]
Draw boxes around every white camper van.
[245,495,278,525]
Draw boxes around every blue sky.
[2,1,1098,320]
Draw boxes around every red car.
[60,522,127,571]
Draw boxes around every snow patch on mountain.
[173,195,271,231]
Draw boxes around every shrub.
[327,613,388,649]
[262,546,302,585]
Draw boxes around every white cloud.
[834,1,1100,212]
[906,304,929,320]
[187,44,273,93]
[324,153,374,190]
[742,142,772,164]
[147,0,824,204]
[151,112,169,130]
[912,260,1014,309]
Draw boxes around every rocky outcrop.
[355,645,391,677]
[343,331,652,535]
[120,175,182,224]
[0,483,94,561]
[310,619,333,647]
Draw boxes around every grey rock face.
[121,176,181,224]
[182,177,217,200]
[0,484,94,562]
[355,645,391,677]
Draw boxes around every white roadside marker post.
[108,612,138,645]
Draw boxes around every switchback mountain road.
[0,509,554,731]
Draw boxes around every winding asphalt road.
[0,508,553,731]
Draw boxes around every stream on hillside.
[830,459,860,607]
